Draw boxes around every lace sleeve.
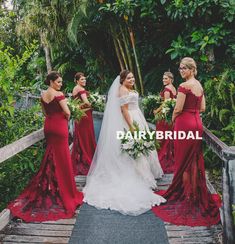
[178,85,190,95]
[55,95,65,101]
[119,95,130,106]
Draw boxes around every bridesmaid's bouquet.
[141,94,162,121]
[120,122,159,160]
[67,98,87,121]
[89,92,106,112]
[154,98,176,124]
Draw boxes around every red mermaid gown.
[156,87,176,173]
[8,95,83,222]
[152,86,221,226]
[71,90,96,175]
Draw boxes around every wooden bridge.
[0,112,235,244]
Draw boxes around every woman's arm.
[200,95,206,112]
[164,91,170,100]
[121,104,134,131]
[80,93,91,107]
[172,92,186,122]
[119,87,134,131]
[59,99,71,120]
[41,102,47,116]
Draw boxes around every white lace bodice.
[119,92,139,110]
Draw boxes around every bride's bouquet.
[89,92,106,112]
[120,122,159,160]
[67,98,87,121]
[154,98,176,124]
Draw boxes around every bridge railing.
[203,127,235,244]
[1,96,235,243]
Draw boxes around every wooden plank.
[42,218,76,225]
[165,225,210,231]
[165,224,221,231]
[5,228,71,237]
[0,209,11,231]
[169,238,213,244]
[0,234,69,243]
[7,223,73,231]
[0,129,44,163]
[2,242,39,244]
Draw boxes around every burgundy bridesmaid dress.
[71,90,96,175]
[152,86,221,226]
[156,87,176,173]
[8,95,83,222]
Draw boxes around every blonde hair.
[180,57,197,76]
[163,71,174,82]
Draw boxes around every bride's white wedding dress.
[83,76,166,216]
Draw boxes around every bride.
[83,70,166,215]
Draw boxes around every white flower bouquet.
[89,92,106,112]
[120,122,159,160]
[154,98,176,124]
[67,97,87,121]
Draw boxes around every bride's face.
[123,72,135,88]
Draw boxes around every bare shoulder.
[119,85,129,97]
[41,90,50,100]
[73,85,84,95]
[179,81,189,88]
[195,79,203,89]
[41,90,47,97]
[55,91,64,96]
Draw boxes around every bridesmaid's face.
[163,75,172,86]
[78,76,86,87]
[123,72,135,88]
[51,77,62,90]
[179,63,192,80]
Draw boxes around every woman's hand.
[129,125,136,133]
[153,107,162,115]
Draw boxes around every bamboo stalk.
[110,24,128,70]
[120,25,134,72]
[128,27,144,96]
[113,36,125,70]
[116,37,128,70]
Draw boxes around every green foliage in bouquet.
[67,97,87,121]
[141,95,162,122]
[89,92,106,112]
[120,121,159,160]
[154,98,176,124]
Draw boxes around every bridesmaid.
[154,72,176,173]
[71,72,96,175]
[152,58,221,226]
[8,71,83,222]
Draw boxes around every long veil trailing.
[83,76,166,216]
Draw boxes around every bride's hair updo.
[44,71,61,86]
[120,70,131,84]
